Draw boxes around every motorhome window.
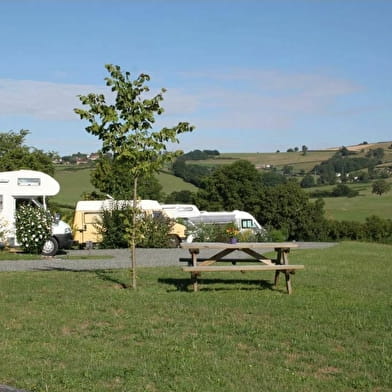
[153,211,163,218]
[84,213,102,224]
[0,195,2,212]
[17,178,41,186]
[241,219,255,229]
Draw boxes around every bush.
[99,205,129,249]
[99,205,176,249]
[190,223,228,242]
[137,213,175,248]
[15,204,53,254]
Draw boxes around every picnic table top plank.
[180,242,298,250]
[182,264,304,272]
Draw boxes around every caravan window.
[0,195,2,212]
[17,178,41,186]
[241,219,255,229]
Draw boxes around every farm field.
[53,166,197,207]
[321,188,392,222]
[0,242,391,391]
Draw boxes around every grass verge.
[0,242,391,391]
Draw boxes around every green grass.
[0,242,391,391]
[157,170,198,194]
[0,251,42,260]
[53,166,197,207]
[309,180,392,221]
[53,165,96,207]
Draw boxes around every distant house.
[88,153,100,161]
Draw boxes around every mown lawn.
[0,242,391,391]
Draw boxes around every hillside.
[52,165,197,207]
[52,142,392,223]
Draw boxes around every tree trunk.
[131,177,138,289]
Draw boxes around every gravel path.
[0,242,337,272]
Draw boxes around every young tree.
[74,64,194,288]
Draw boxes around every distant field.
[189,142,392,173]
[191,151,336,173]
[53,166,197,207]
[317,180,392,222]
[53,165,96,207]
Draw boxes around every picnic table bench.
[180,242,304,294]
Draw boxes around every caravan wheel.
[42,237,59,256]
[168,235,181,248]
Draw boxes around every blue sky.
[1,0,391,155]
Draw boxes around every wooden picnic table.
[180,242,304,294]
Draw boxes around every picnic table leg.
[191,272,199,292]
[274,270,280,287]
[285,271,292,295]
[274,248,293,294]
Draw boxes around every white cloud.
[0,79,107,120]
[0,69,361,133]
[175,69,362,131]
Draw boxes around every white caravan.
[161,204,263,233]
[0,170,73,256]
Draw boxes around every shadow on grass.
[158,277,275,292]
[37,267,130,289]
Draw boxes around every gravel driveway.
[0,242,337,272]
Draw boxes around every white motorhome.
[161,204,263,233]
[73,199,189,247]
[0,170,73,256]
[188,210,263,232]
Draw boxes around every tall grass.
[0,242,391,391]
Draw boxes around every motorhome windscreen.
[241,219,256,229]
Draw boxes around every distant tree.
[282,165,293,175]
[256,182,326,240]
[165,190,196,204]
[372,180,391,196]
[301,145,308,156]
[300,174,315,188]
[74,64,194,289]
[260,171,287,187]
[91,154,163,200]
[0,130,54,175]
[196,160,262,214]
[286,148,294,153]
[366,148,384,163]
[294,147,299,152]
[331,184,359,197]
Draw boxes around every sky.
[0,0,391,156]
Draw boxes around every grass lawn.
[314,180,392,222]
[0,242,391,391]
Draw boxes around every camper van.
[0,170,73,256]
[161,204,263,234]
[73,199,189,247]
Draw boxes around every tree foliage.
[255,181,326,241]
[196,160,262,213]
[91,153,163,200]
[0,130,54,175]
[372,179,391,196]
